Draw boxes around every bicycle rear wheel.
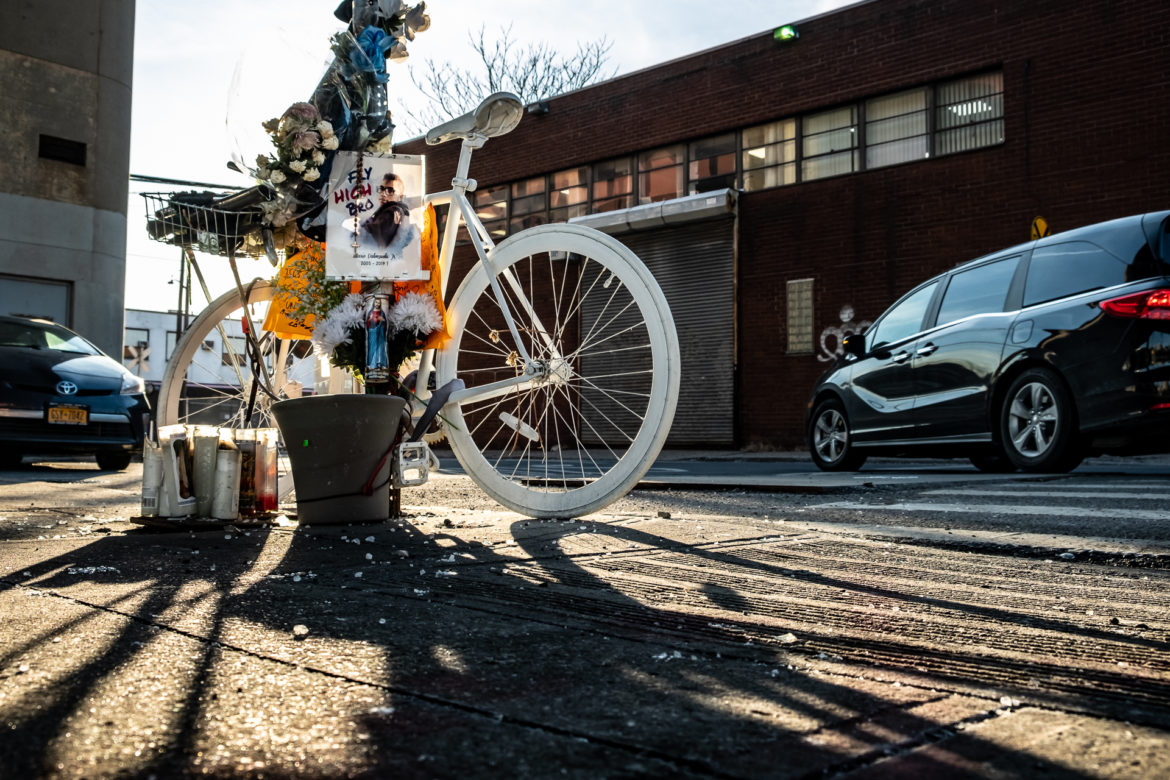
[437,224,680,518]
[157,280,316,430]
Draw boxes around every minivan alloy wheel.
[1007,381,1060,457]
[999,368,1083,472]
[809,399,867,471]
[814,408,848,462]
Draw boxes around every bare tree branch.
[400,25,615,136]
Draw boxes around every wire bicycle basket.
[142,188,269,258]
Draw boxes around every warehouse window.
[592,157,634,212]
[222,336,246,366]
[483,71,1004,215]
[936,72,1004,155]
[787,279,814,354]
[549,167,589,223]
[637,145,685,204]
[742,119,797,191]
[509,176,547,234]
[123,328,149,361]
[473,185,508,239]
[866,88,929,169]
[689,134,737,193]
[802,106,859,181]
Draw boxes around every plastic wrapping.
[365,294,392,382]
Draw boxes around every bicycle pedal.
[394,441,432,487]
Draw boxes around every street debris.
[66,566,119,575]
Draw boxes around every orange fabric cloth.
[394,202,449,350]
[262,240,325,339]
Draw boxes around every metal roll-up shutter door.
[580,217,735,447]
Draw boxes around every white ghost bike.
[152,93,680,518]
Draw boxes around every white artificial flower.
[259,197,296,228]
[303,168,320,182]
[289,159,307,173]
[322,136,339,150]
[270,169,287,184]
[311,293,366,358]
[316,120,335,138]
[255,154,271,168]
[312,150,325,166]
[388,292,442,335]
[388,38,409,62]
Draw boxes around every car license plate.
[47,404,88,425]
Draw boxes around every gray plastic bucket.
[272,394,406,525]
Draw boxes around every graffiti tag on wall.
[817,305,871,362]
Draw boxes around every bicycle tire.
[437,223,680,518]
[157,280,316,430]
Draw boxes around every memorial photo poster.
[325,152,427,281]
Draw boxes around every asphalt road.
[0,455,1167,778]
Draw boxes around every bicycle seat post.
[450,134,485,196]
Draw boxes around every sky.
[125,0,853,311]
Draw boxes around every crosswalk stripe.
[814,501,1170,521]
[923,489,1164,500]
[1053,482,1169,489]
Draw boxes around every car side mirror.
[843,332,865,357]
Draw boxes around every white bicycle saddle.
[425,92,524,146]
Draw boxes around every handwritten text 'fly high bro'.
[335,166,374,217]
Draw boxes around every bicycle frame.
[413,134,565,414]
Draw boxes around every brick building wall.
[400,0,1170,448]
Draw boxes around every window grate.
[39,134,87,166]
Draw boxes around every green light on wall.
[774,25,799,41]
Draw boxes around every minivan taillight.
[1100,289,1170,319]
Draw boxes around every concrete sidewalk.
[0,458,1167,778]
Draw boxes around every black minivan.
[807,211,1170,472]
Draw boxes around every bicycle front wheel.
[437,223,680,518]
[157,280,317,430]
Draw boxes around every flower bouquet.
[272,240,443,390]
[247,102,341,237]
[256,102,339,190]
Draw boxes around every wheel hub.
[526,357,572,387]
